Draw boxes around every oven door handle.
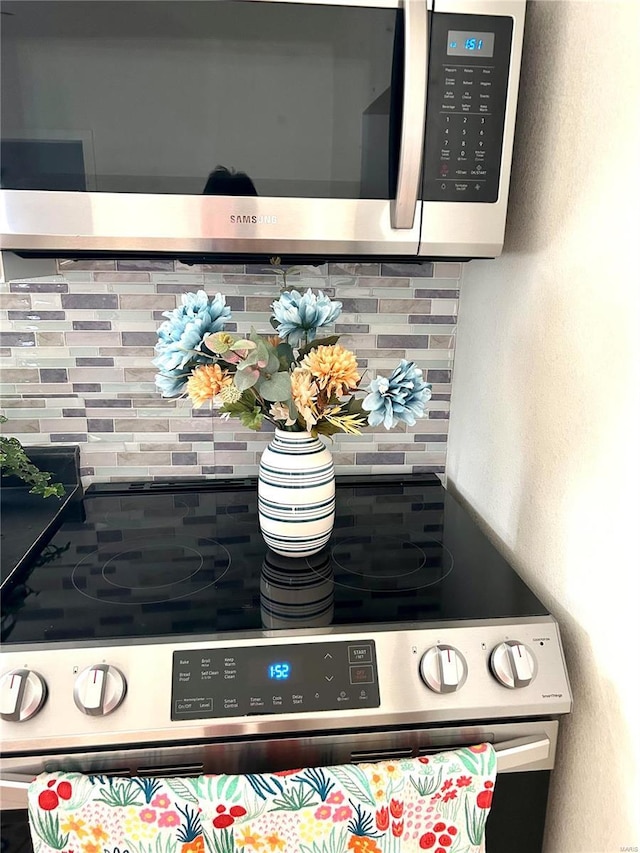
[0,772,33,810]
[0,736,550,810]
[495,735,551,772]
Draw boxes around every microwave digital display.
[447,30,495,58]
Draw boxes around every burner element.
[71,539,231,605]
[324,533,454,592]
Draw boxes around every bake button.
[348,645,373,664]
[349,665,375,685]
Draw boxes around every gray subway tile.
[356,452,405,465]
[377,335,429,348]
[122,332,158,347]
[202,466,234,475]
[50,433,87,442]
[408,315,457,325]
[72,321,113,331]
[382,262,434,277]
[329,262,380,276]
[213,442,248,451]
[430,393,451,401]
[39,369,68,383]
[178,433,213,441]
[429,411,450,419]
[9,282,69,293]
[76,358,115,367]
[87,419,114,432]
[335,324,370,334]
[8,310,66,320]
[117,260,175,271]
[73,383,102,393]
[379,299,432,314]
[414,288,460,298]
[426,369,452,383]
[415,434,448,442]
[226,296,246,312]
[85,399,132,408]
[172,452,197,465]
[61,294,119,310]
[58,259,116,271]
[62,408,87,418]
[340,298,378,313]
[412,464,445,474]
[0,332,36,348]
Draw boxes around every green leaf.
[312,420,342,439]
[239,408,264,430]
[258,372,292,402]
[276,342,295,368]
[0,426,65,499]
[330,766,376,806]
[457,748,482,775]
[165,777,199,805]
[297,334,341,359]
[234,367,260,391]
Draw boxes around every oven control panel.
[171,640,380,720]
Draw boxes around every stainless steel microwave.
[0,0,525,262]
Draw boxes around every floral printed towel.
[28,743,497,853]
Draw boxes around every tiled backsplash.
[0,260,460,485]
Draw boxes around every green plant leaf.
[0,420,65,499]
[234,367,260,391]
[297,334,341,358]
[239,408,264,430]
[258,372,292,402]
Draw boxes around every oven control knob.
[0,669,48,722]
[419,645,468,693]
[490,641,537,688]
[74,665,127,716]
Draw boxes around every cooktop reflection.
[1,474,547,644]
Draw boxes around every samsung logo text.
[229,215,278,225]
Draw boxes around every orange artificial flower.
[186,364,233,408]
[301,344,360,399]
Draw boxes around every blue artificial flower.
[155,368,190,398]
[362,360,432,429]
[271,288,342,347]
[154,291,231,372]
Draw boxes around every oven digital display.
[447,30,495,57]
[171,641,380,720]
[268,662,291,680]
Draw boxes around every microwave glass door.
[0,1,400,201]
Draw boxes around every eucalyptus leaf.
[258,372,292,402]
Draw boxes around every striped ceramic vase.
[258,428,335,558]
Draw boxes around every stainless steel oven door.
[1,720,557,853]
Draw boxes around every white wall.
[446,2,640,851]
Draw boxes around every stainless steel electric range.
[0,474,571,853]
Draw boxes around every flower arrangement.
[153,271,432,438]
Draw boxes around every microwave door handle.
[391,0,429,229]
[494,735,551,772]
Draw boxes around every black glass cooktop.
[0,475,547,644]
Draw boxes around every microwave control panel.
[423,13,514,203]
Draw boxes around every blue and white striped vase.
[258,428,335,558]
